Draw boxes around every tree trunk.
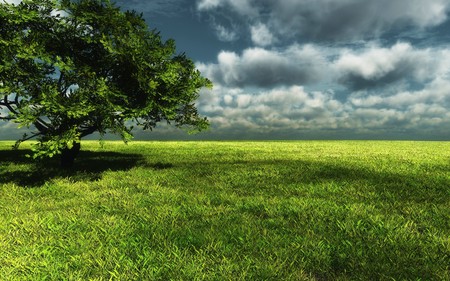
[60,142,81,168]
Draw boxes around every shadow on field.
[184,159,450,204]
[0,148,155,187]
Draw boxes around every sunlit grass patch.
[0,140,449,280]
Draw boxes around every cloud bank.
[2,0,450,140]
[197,0,450,43]
[187,0,450,139]
[195,39,450,139]
[197,45,327,88]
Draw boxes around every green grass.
[0,140,449,280]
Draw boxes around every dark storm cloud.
[269,0,449,41]
[197,0,450,44]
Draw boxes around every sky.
[2,0,450,140]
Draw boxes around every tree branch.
[20,132,42,142]
[3,95,19,115]
[79,125,97,138]
[13,131,43,150]
[57,71,68,96]
[34,118,51,133]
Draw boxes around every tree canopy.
[0,0,211,166]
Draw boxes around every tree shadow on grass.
[183,159,450,205]
[0,148,170,187]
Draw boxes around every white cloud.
[349,76,450,108]
[199,41,450,90]
[197,85,346,134]
[336,43,411,80]
[194,79,450,138]
[198,44,328,88]
[193,40,450,139]
[197,0,224,11]
[213,24,238,42]
[334,42,450,90]
[227,0,256,16]
[197,0,257,16]
[250,23,276,47]
[196,39,450,136]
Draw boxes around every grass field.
[0,140,449,280]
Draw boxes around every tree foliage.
[0,0,211,165]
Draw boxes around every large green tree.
[0,0,211,167]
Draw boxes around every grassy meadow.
[0,140,449,280]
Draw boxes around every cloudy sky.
[2,0,450,140]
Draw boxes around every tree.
[0,0,211,167]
